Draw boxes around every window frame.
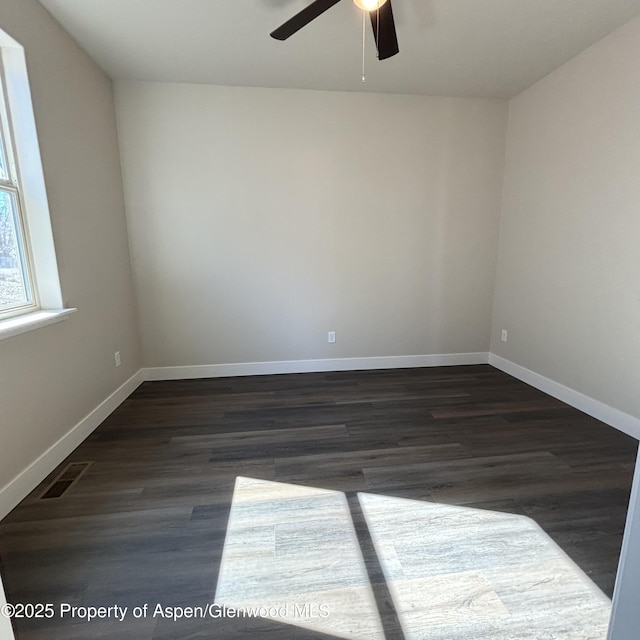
[0,60,39,319]
[0,28,72,338]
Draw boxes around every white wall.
[491,18,640,638]
[608,452,640,640]
[492,16,640,419]
[0,0,141,504]
[115,82,507,368]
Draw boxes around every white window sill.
[0,308,76,341]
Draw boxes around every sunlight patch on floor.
[358,493,612,640]
[215,477,612,640]
[214,477,385,640]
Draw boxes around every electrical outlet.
[501,329,508,343]
[114,351,121,367]
[328,331,336,344]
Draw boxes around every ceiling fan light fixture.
[270,0,398,61]
[352,0,388,11]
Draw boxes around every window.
[0,73,36,317]
[0,29,72,336]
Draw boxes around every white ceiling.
[39,0,640,98]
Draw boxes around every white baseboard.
[0,369,144,520]
[3,352,637,523]
[0,354,487,518]
[143,352,490,381]
[489,354,640,440]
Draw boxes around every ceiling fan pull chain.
[376,2,380,59]
[362,9,366,83]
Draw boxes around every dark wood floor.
[0,365,637,639]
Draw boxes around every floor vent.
[39,462,93,500]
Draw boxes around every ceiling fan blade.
[270,0,343,41]
[370,1,399,60]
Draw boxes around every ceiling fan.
[270,0,399,60]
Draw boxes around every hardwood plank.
[0,365,636,640]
